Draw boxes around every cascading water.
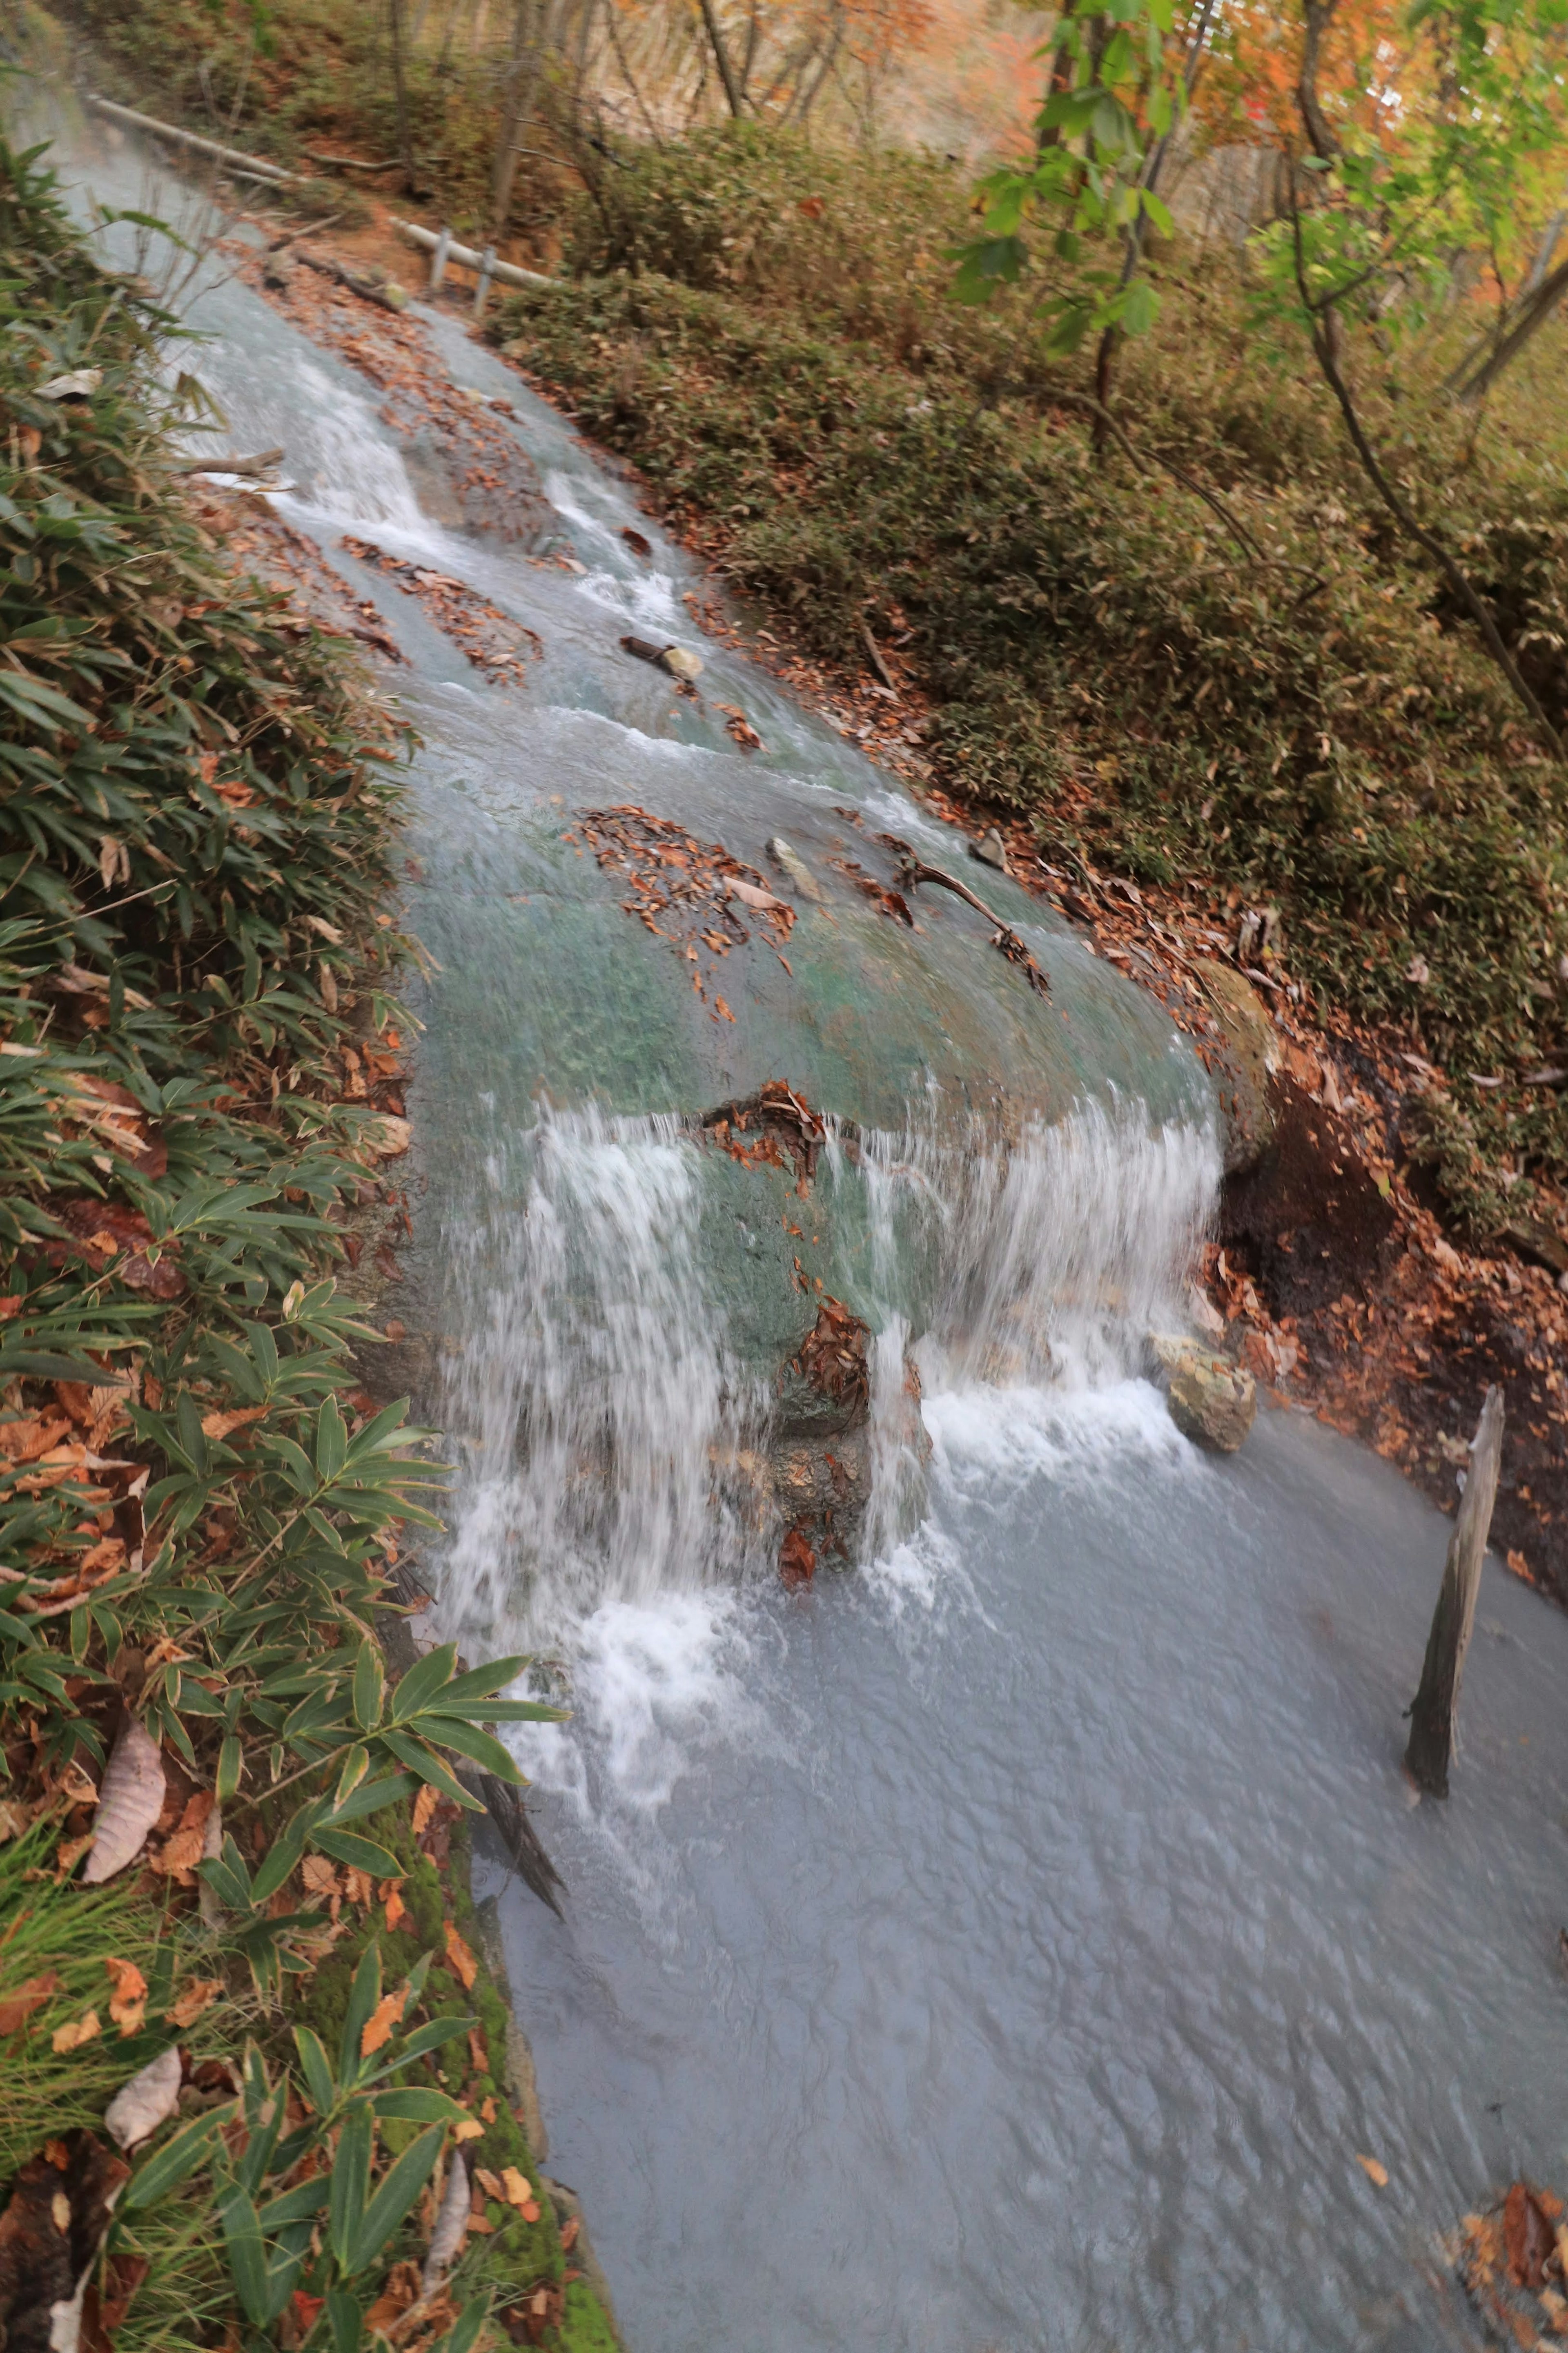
[58,126,1568,2353]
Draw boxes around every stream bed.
[61,128,1568,2353]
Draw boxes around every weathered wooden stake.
[429,223,452,293]
[1404,1384,1506,1797]
[473,244,497,319]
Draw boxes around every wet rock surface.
[1150,1333,1257,1452]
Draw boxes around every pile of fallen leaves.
[1452,2180,1568,2346]
[234,238,551,547]
[342,536,542,687]
[791,1295,871,1416]
[566,802,795,1020]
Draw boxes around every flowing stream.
[62,132,1568,2353]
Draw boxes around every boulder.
[1194,958,1278,1174]
[1149,1332,1256,1453]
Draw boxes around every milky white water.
[59,133,1568,2351]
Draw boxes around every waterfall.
[435,1091,1220,1659]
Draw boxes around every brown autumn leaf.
[164,1978,221,2030]
[151,1790,214,1885]
[474,2168,504,2202]
[1355,2154,1389,2189]
[381,1880,407,1932]
[83,1717,165,1883]
[364,2258,421,2335]
[343,1866,374,1911]
[560,2216,580,2254]
[412,1783,439,1841]
[0,1972,60,2036]
[198,1405,268,1443]
[443,1922,478,1991]
[52,2011,101,2054]
[451,2117,484,2143]
[359,1991,405,2058]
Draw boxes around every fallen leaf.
[452,2117,484,2142]
[0,1972,60,2036]
[52,2011,101,2054]
[560,2216,580,2253]
[103,1957,147,2035]
[500,2166,534,2211]
[38,367,103,401]
[364,2258,421,2334]
[383,1883,406,1932]
[412,1784,439,1840]
[361,1114,412,1159]
[164,1979,220,2030]
[360,1991,405,2057]
[443,1922,478,1990]
[103,2045,182,2151]
[198,1405,267,1443]
[83,1718,165,1883]
[1356,2154,1389,2188]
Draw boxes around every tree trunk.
[491,0,550,242]
[1451,255,1568,404]
[695,0,744,116]
[387,0,418,194]
[1404,1385,1505,1797]
[1296,0,1341,162]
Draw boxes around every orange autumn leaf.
[104,1957,147,2033]
[165,1978,221,2029]
[443,1922,478,1991]
[360,1991,405,2057]
[382,1884,406,1932]
[1356,2154,1390,2188]
[52,2010,101,2054]
[412,1783,439,1840]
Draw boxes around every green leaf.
[218,2184,272,2325]
[327,2288,363,2353]
[386,1641,459,1724]
[376,1728,484,1810]
[315,1393,348,1481]
[339,1941,383,2082]
[366,2088,468,2123]
[352,1641,384,1732]
[347,2123,444,2274]
[328,2103,373,2267]
[216,1736,244,1803]
[124,2110,229,2211]
[313,1824,401,1878]
[419,1717,524,1783]
[294,2023,337,2117]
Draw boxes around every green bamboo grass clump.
[0,136,612,2350]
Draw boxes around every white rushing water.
[59,132,1568,2353]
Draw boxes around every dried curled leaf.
[164,1979,220,2030]
[103,1957,147,2036]
[51,2012,101,2054]
[104,2046,182,2151]
[82,1718,165,1884]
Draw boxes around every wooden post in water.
[429,223,452,293]
[1404,1385,1506,1797]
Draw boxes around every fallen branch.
[169,446,284,478]
[294,248,408,313]
[880,832,1050,994]
[85,92,302,184]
